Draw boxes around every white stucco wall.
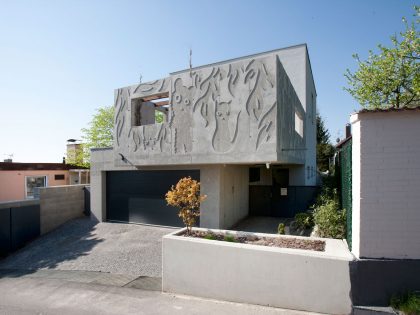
[163,228,353,314]
[351,110,420,259]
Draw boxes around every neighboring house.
[91,44,317,228]
[0,162,89,202]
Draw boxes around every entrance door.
[271,168,292,217]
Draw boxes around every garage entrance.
[106,170,200,227]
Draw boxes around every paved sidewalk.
[0,275,321,315]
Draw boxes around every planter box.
[163,228,354,315]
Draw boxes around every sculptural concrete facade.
[91,44,317,228]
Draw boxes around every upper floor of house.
[113,44,316,166]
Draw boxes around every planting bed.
[185,230,325,251]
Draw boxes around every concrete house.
[91,44,317,229]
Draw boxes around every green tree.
[345,7,420,109]
[70,106,114,167]
[316,113,335,172]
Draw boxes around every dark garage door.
[106,170,200,227]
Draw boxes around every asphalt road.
[0,276,319,315]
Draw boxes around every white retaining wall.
[351,110,420,259]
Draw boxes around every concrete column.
[200,165,222,228]
[90,170,106,222]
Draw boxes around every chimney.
[345,124,351,138]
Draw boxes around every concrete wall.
[113,45,314,168]
[39,185,87,234]
[0,170,70,202]
[351,110,420,259]
[163,228,353,314]
[91,149,249,229]
[201,165,249,229]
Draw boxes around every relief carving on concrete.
[170,78,194,154]
[115,55,280,163]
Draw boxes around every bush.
[278,223,285,235]
[165,177,207,235]
[294,212,314,230]
[390,291,420,314]
[313,190,346,239]
[224,234,236,242]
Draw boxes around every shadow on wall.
[0,218,102,276]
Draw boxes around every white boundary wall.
[351,110,420,259]
[163,228,354,314]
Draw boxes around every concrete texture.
[351,110,420,259]
[0,218,174,277]
[90,152,250,229]
[112,45,316,176]
[0,276,322,315]
[39,184,87,234]
[163,228,354,314]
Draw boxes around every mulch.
[185,230,325,252]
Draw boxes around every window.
[295,111,304,138]
[54,174,65,180]
[249,167,261,182]
[25,176,47,199]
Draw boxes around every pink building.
[0,162,89,202]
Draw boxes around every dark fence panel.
[337,139,352,250]
[10,205,40,251]
[0,201,40,256]
[84,186,91,216]
[0,208,11,256]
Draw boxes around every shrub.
[390,291,420,314]
[204,233,216,240]
[294,212,314,230]
[313,191,346,239]
[165,177,207,235]
[278,223,285,235]
[224,234,236,242]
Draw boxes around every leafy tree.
[345,6,420,109]
[69,106,114,167]
[165,177,206,235]
[316,113,335,172]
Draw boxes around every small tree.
[165,177,206,235]
[316,113,335,172]
[70,106,114,167]
[345,7,420,109]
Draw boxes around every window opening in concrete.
[249,167,261,182]
[132,92,169,126]
[295,111,304,138]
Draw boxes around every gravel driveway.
[0,218,175,277]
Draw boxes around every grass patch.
[223,234,236,242]
[390,291,420,314]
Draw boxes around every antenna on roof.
[139,73,143,84]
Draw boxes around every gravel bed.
[0,218,175,277]
[187,231,325,251]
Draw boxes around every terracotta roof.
[0,162,87,171]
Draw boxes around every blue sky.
[0,0,417,162]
